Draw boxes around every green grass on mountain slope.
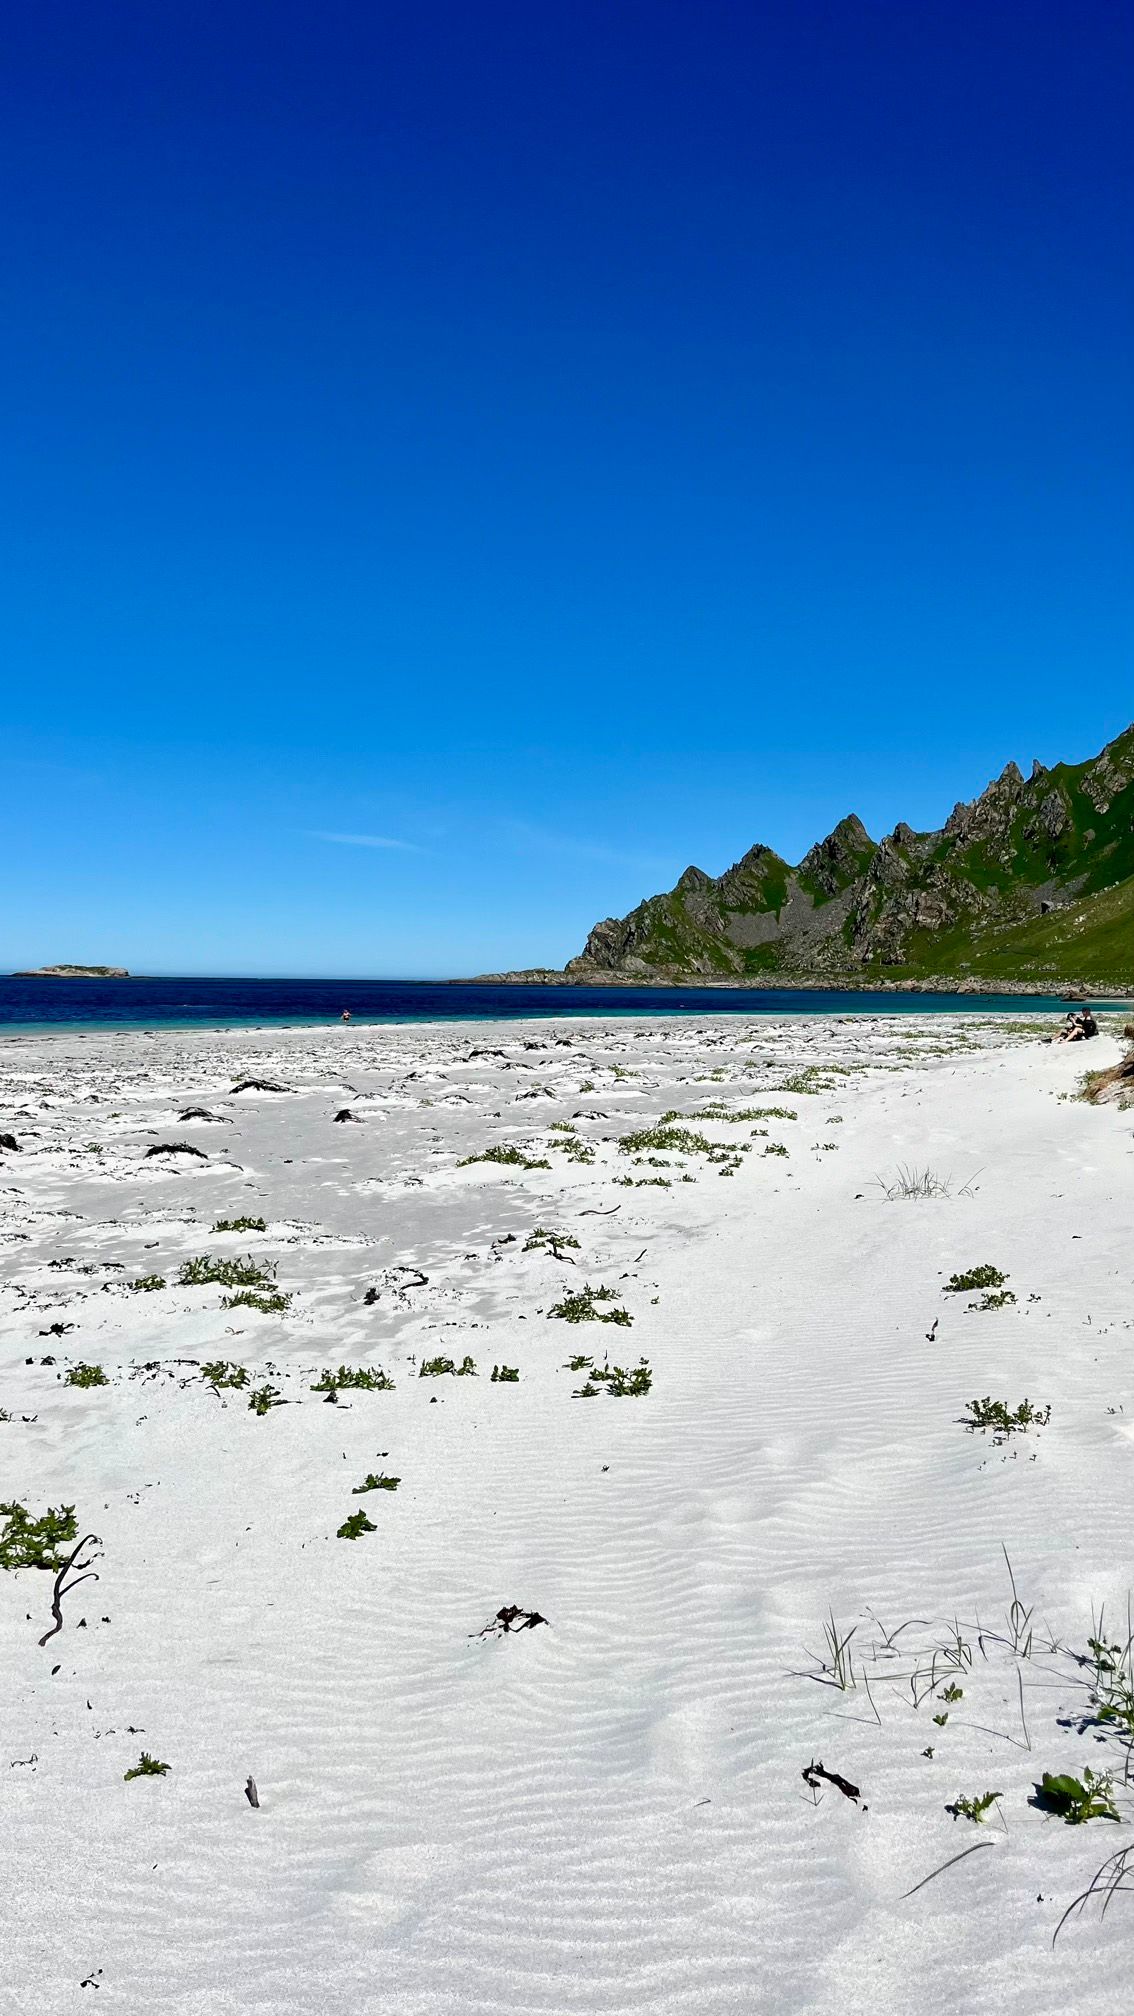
[892,872,1134,984]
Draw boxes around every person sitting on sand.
[1052,1008,1097,1044]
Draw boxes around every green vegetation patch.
[0,1501,79,1570]
[457,1145,552,1170]
[618,1124,713,1156]
[419,1354,477,1377]
[963,1396,1049,1440]
[222,1289,292,1315]
[124,1753,170,1780]
[337,1510,377,1540]
[573,1358,652,1397]
[524,1226,580,1253]
[178,1253,276,1290]
[248,1384,284,1414]
[944,1263,1008,1293]
[64,1363,108,1387]
[211,1216,267,1233]
[1035,1769,1119,1824]
[201,1360,249,1389]
[130,1274,166,1292]
[312,1365,395,1393]
[547,1284,632,1326]
[352,1473,400,1493]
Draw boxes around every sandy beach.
[2,1010,1132,2014]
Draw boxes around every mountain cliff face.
[566,725,1134,986]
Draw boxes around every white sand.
[1,1011,1132,2013]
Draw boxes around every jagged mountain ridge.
[566,724,1134,985]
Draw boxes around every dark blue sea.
[0,975,1100,1034]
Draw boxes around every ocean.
[0,974,1100,1033]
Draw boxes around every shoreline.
[467,966,1134,997]
[3,995,1133,1040]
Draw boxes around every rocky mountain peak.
[797,814,875,897]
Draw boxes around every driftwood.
[245,1776,260,1808]
[38,1534,100,1648]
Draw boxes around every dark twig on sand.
[38,1533,100,1648]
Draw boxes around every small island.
[12,964,130,979]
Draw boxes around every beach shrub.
[1034,1769,1119,1824]
[248,1384,284,1415]
[178,1254,275,1290]
[779,1068,838,1094]
[124,1753,169,1780]
[457,1145,551,1170]
[222,1289,291,1315]
[972,1288,1017,1310]
[618,1124,713,1156]
[131,1274,166,1292]
[547,1284,632,1326]
[963,1396,1050,1440]
[312,1365,395,1393]
[591,1358,652,1396]
[200,1360,249,1390]
[0,1501,78,1571]
[764,1142,788,1157]
[554,1136,595,1163]
[944,1264,1008,1293]
[352,1473,400,1493]
[211,1216,267,1233]
[491,1364,519,1382]
[947,1791,1002,1824]
[337,1510,376,1540]
[524,1227,580,1254]
[418,1355,477,1377]
[65,1363,108,1387]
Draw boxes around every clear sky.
[2,1,1130,976]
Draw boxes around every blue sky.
[2,1,1130,976]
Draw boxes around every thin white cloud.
[310,830,423,852]
[500,817,668,874]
